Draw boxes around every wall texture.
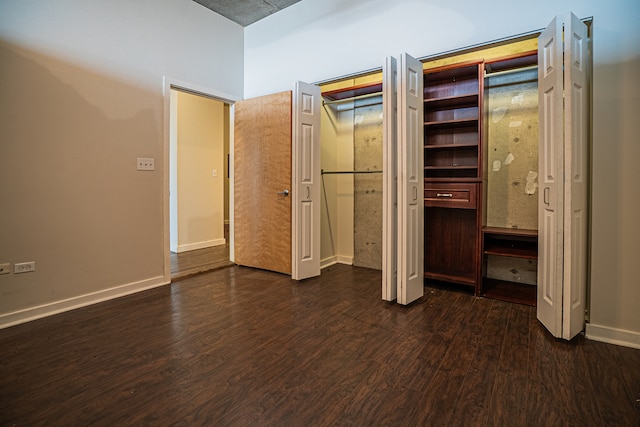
[353,97,383,270]
[485,69,539,230]
[245,0,640,346]
[0,0,243,326]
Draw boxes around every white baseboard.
[176,238,226,253]
[585,323,640,349]
[0,275,169,330]
[321,255,353,270]
[337,255,353,265]
[321,256,337,269]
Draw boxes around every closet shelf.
[425,177,482,183]
[424,118,478,128]
[481,278,536,306]
[424,61,482,82]
[482,227,538,237]
[425,165,477,170]
[321,170,382,175]
[424,271,476,287]
[424,93,478,109]
[321,82,382,101]
[482,227,538,259]
[485,51,538,74]
[484,245,537,259]
[424,143,478,149]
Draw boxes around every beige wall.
[173,91,226,252]
[0,0,243,326]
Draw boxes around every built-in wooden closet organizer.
[423,52,540,306]
[423,61,483,292]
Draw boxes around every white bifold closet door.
[292,81,322,280]
[382,53,424,305]
[537,13,589,340]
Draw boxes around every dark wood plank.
[485,302,532,425]
[411,296,491,425]
[582,337,640,424]
[448,299,513,426]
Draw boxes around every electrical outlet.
[14,261,35,274]
[0,263,10,275]
[137,157,155,171]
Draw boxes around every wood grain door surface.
[234,91,292,274]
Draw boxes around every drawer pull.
[436,193,453,198]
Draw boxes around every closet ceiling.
[193,0,301,26]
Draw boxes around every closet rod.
[322,91,382,105]
[321,170,383,175]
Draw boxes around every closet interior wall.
[353,96,383,270]
[320,95,383,270]
[320,100,354,267]
[484,65,539,286]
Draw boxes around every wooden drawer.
[424,183,477,209]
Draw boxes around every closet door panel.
[382,56,399,301]
[562,12,589,340]
[292,81,321,280]
[537,13,589,340]
[537,16,564,337]
[397,53,424,305]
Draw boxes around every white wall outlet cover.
[0,263,11,275]
[14,261,36,274]
[137,157,155,171]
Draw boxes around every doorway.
[163,79,238,281]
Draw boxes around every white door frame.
[162,77,240,283]
[382,56,399,301]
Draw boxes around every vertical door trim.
[382,56,399,301]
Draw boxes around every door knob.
[277,189,290,196]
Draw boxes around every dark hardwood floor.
[1,264,639,426]
[171,244,232,280]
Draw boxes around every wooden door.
[292,81,321,280]
[382,55,399,301]
[397,53,424,305]
[537,13,589,339]
[234,91,292,274]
